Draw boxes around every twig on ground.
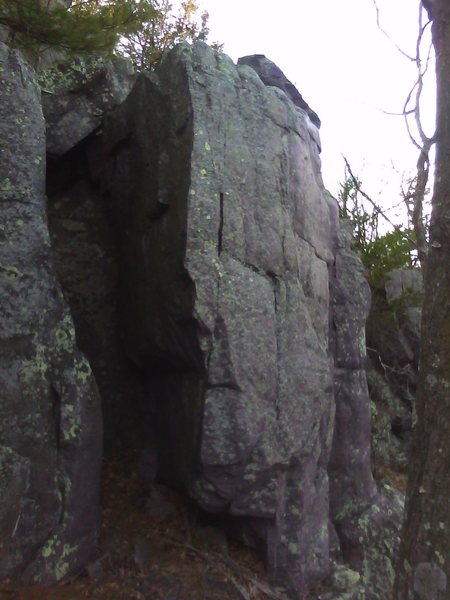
[164,533,288,600]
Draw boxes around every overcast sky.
[200,0,436,225]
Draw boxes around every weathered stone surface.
[329,370,376,519]
[367,268,422,405]
[328,222,405,599]
[330,222,372,370]
[366,267,422,471]
[367,368,409,470]
[0,43,102,583]
[328,565,361,592]
[40,56,135,156]
[333,484,404,600]
[0,38,404,598]
[102,42,335,595]
[329,221,377,520]
[385,267,423,304]
[385,268,422,364]
[46,149,147,453]
[237,54,321,129]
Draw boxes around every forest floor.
[0,456,405,600]
[0,455,297,600]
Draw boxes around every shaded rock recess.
[0,42,403,598]
[367,268,422,472]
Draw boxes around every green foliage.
[338,176,417,288]
[0,0,156,56]
[361,228,417,288]
[338,176,380,253]
[116,0,222,70]
[0,1,220,71]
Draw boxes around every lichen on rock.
[0,41,102,584]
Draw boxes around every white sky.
[198,0,436,226]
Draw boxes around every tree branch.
[371,0,416,61]
[372,0,435,269]
[342,156,417,247]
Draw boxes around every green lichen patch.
[0,178,15,192]
[0,264,23,280]
[19,343,49,384]
[53,314,77,355]
[37,56,106,95]
[74,356,92,384]
[40,535,61,559]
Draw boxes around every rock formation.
[237,54,321,129]
[367,268,422,470]
[100,44,335,594]
[0,42,101,584]
[328,222,404,599]
[0,41,403,597]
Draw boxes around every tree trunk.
[394,2,450,598]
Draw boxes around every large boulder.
[101,42,335,595]
[238,54,321,129]
[0,43,102,583]
[40,55,135,156]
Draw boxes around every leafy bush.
[0,0,155,55]
[361,228,417,288]
[338,176,417,288]
[0,1,219,70]
[117,0,221,70]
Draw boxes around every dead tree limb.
[371,0,435,268]
[342,156,417,248]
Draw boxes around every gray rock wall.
[47,170,147,453]
[0,43,102,583]
[367,268,422,405]
[41,54,145,454]
[329,221,377,520]
[41,55,135,157]
[101,43,335,594]
[367,268,422,471]
[328,223,403,599]
[0,40,399,598]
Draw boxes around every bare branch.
[379,108,415,117]
[371,0,416,61]
[410,5,433,144]
[399,3,435,266]
[165,534,288,600]
[403,81,423,150]
[371,1,435,269]
[411,138,433,264]
[342,156,417,247]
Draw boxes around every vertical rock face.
[367,267,422,471]
[0,43,102,583]
[329,221,377,520]
[237,54,321,129]
[0,40,399,598]
[367,268,422,405]
[102,43,335,593]
[46,143,148,454]
[39,55,145,453]
[329,224,404,599]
